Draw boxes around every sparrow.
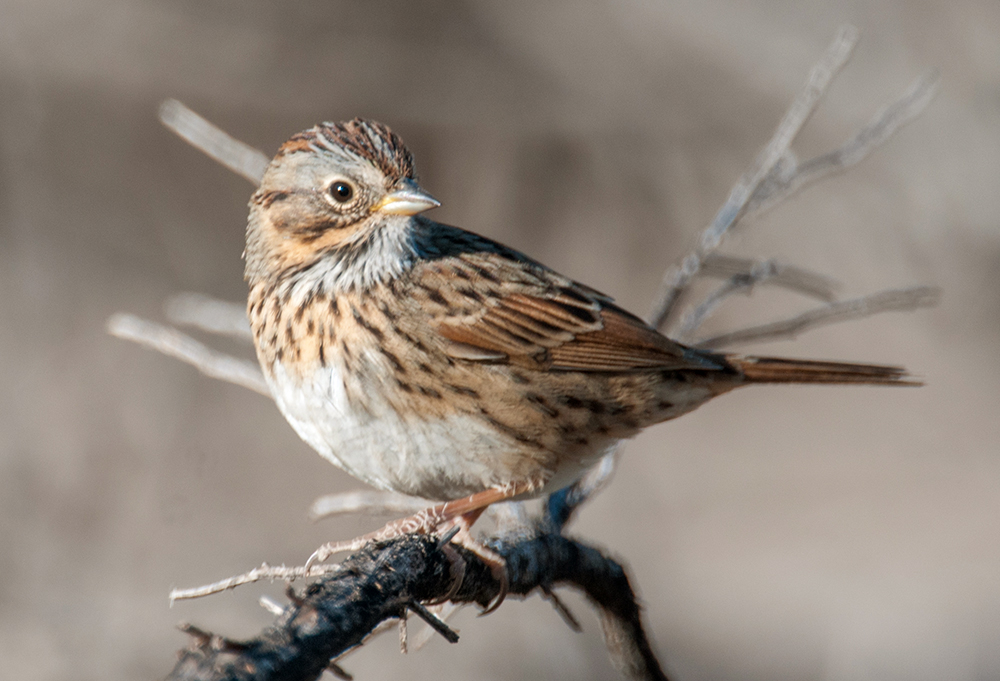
[244,119,912,589]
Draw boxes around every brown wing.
[411,248,714,373]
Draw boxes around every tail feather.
[727,355,919,386]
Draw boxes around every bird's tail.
[725,355,919,386]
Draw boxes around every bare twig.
[675,260,783,341]
[165,292,253,340]
[648,24,859,331]
[745,71,939,217]
[694,286,940,349]
[408,602,460,652]
[676,256,846,341]
[700,254,839,301]
[534,28,937,523]
[398,610,408,653]
[664,70,939,341]
[406,600,460,644]
[326,662,354,681]
[541,586,583,633]
[258,596,286,616]
[309,490,431,522]
[159,99,270,185]
[170,563,342,603]
[107,313,270,397]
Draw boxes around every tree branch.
[165,533,668,681]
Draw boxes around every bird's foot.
[305,484,527,609]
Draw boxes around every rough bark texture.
[166,533,667,681]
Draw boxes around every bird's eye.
[328,181,355,203]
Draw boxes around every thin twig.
[398,609,408,653]
[648,24,859,331]
[258,596,286,616]
[165,292,253,341]
[309,490,431,522]
[745,71,939,217]
[679,255,847,341]
[408,603,461,652]
[541,586,584,633]
[406,600,460,644]
[650,66,937,337]
[170,563,342,603]
[701,24,858,252]
[694,286,940,349]
[107,314,271,397]
[326,662,354,681]
[675,260,783,341]
[701,254,839,301]
[159,99,270,185]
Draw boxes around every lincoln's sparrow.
[245,119,911,584]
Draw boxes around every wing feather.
[413,246,707,373]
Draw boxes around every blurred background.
[1,1,999,679]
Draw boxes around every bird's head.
[245,118,439,284]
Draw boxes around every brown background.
[2,1,999,679]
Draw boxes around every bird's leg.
[305,482,533,573]
[448,507,509,614]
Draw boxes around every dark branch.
[164,533,668,681]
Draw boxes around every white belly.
[266,360,546,500]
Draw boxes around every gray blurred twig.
[159,99,270,184]
[647,27,937,334]
[555,25,936,529]
[308,490,431,522]
[744,71,939,218]
[676,260,809,342]
[672,255,842,343]
[165,292,254,341]
[647,25,860,332]
[107,313,270,397]
[700,254,839,302]
[693,286,940,349]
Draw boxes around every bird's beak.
[376,180,441,216]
